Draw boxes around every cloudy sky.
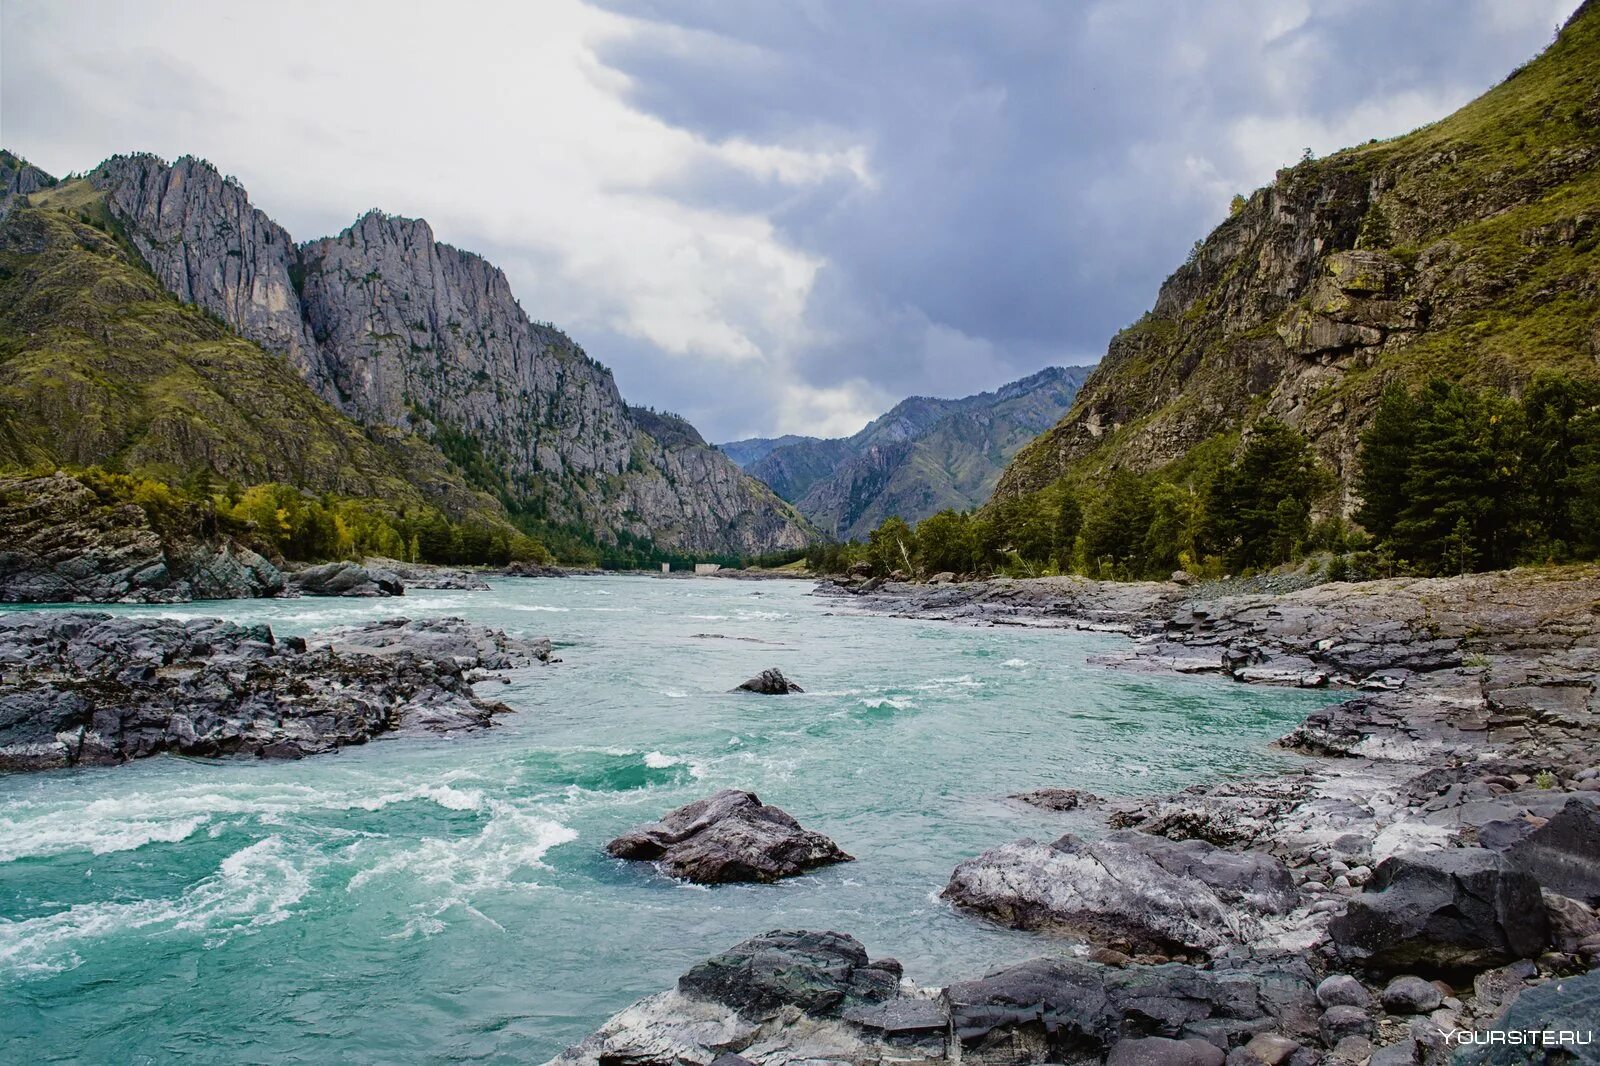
[2,0,1578,441]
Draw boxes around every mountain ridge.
[51,151,808,558]
[725,365,1090,539]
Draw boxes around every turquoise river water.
[0,575,1339,1063]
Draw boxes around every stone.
[289,561,403,597]
[733,668,803,694]
[1241,1032,1302,1065]
[942,829,1298,955]
[677,930,900,1018]
[1008,787,1102,811]
[1316,974,1371,1010]
[0,611,529,770]
[1107,1036,1224,1066]
[606,790,852,883]
[1318,1005,1373,1045]
[1543,892,1600,953]
[311,616,551,670]
[928,571,956,584]
[1505,797,1600,904]
[1380,975,1442,1014]
[1328,848,1549,973]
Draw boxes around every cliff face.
[80,155,808,555]
[742,366,1089,538]
[996,1,1600,510]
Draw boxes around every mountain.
[718,435,819,470]
[729,366,1090,539]
[995,1,1600,511]
[12,152,807,558]
[0,173,491,518]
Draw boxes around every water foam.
[345,801,576,895]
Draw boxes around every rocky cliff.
[736,366,1088,538]
[995,1,1600,510]
[79,156,807,556]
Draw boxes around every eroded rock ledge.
[0,612,547,770]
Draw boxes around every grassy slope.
[1000,1,1600,498]
[0,187,502,519]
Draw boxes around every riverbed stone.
[1380,975,1442,1014]
[606,790,852,883]
[1107,1036,1225,1066]
[289,560,404,597]
[1315,975,1371,1010]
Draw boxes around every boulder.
[942,829,1298,955]
[944,954,1317,1057]
[1379,975,1442,1015]
[1317,1005,1373,1045]
[1315,975,1371,1010]
[733,668,803,694]
[677,930,900,1018]
[606,790,853,883]
[1504,797,1600,904]
[1327,848,1549,974]
[928,571,956,584]
[289,561,403,597]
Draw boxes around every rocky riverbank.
[553,566,1600,1064]
[0,613,550,770]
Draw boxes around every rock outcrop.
[606,790,852,883]
[83,156,809,557]
[942,829,1299,957]
[310,616,552,670]
[994,2,1600,512]
[0,474,284,603]
[0,612,537,770]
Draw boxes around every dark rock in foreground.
[1506,798,1600,906]
[606,789,851,883]
[548,929,1319,1066]
[733,668,802,694]
[289,560,404,597]
[1328,848,1549,974]
[0,612,540,771]
[0,473,284,603]
[942,829,1298,956]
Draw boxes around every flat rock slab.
[607,789,852,883]
[942,828,1298,956]
[311,616,551,670]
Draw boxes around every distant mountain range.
[721,366,1090,539]
[0,150,809,560]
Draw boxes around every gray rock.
[677,930,900,1018]
[311,616,550,670]
[0,474,284,603]
[1505,797,1600,904]
[1316,974,1371,1010]
[1368,1040,1418,1066]
[1328,848,1549,973]
[733,668,803,694]
[1107,1036,1224,1066]
[606,790,852,883]
[290,561,403,597]
[0,612,527,770]
[942,829,1298,955]
[1241,1032,1303,1065]
[1380,975,1442,1014]
[1009,787,1102,811]
[1318,1005,1373,1045]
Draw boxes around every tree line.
[808,373,1600,582]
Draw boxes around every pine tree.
[1356,383,1418,541]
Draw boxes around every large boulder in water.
[606,789,852,883]
[289,560,403,597]
[734,668,802,694]
[1327,848,1549,974]
[941,829,1298,956]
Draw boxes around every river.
[0,575,1339,1063]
